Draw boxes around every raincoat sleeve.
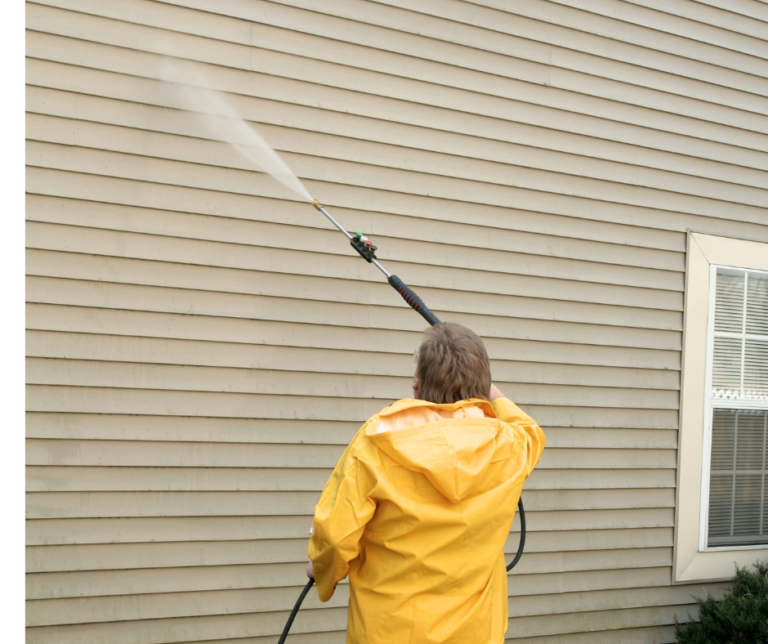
[308,434,378,602]
[492,396,546,477]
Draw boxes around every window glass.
[707,409,767,546]
[706,267,768,547]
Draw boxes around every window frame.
[674,232,768,584]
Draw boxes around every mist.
[159,58,313,203]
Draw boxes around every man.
[307,322,546,643]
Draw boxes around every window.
[702,268,768,549]
[674,234,768,583]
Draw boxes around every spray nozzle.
[311,199,322,211]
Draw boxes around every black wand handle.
[388,275,441,326]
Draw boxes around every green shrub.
[674,561,768,643]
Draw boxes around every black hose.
[507,497,525,572]
[277,578,314,644]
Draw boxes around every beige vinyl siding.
[25,0,767,642]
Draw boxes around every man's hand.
[306,561,315,579]
[489,384,505,402]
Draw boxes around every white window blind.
[706,267,768,547]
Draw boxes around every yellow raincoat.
[309,396,545,644]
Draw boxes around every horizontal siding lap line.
[40,629,674,644]
[23,530,673,544]
[23,576,690,608]
[34,632,676,644]
[22,362,681,396]
[24,434,680,449]
[25,470,678,491]
[25,436,675,453]
[23,528,673,539]
[23,567,679,602]
[25,544,674,573]
[25,1,768,134]
[25,443,679,467]
[124,630,678,644]
[24,412,681,448]
[25,518,677,539]
[22,460,678,471]
[23,382,682,411]
[25,499,676,521]
[24,112,768,213]
[24,509,676,524]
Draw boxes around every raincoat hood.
[367,398,507,503]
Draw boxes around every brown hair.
[416,322,491,404]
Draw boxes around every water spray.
[277,198,527,643]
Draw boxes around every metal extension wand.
[312,199,440,326]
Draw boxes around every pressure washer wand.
[312,200,440,326]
